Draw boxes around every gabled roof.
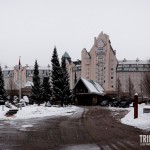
[75,77,104,95]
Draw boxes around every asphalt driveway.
[0,106,149,150]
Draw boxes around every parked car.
[100,100,109,107]
[16,102,26,107]
[5,101,12,108]
[109,98,117,106]
[111,100,121,107]
[119,101,130,108]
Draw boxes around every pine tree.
[31,60,43,105]
[51,47,62,104]
[74,71,77,85]
[0,66,6,99]
[61,56,72,105]
[42,76,52,103]
[116,77,122,100]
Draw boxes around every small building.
[73,77,104,105]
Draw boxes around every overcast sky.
[0,0,150,67]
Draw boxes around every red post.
[134,93,138,119]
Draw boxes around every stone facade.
[117,59,150,97]
[81,32,118,95]
[62,52,81,89]
[2,64,51,90]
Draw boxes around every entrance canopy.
[74,77,104,95]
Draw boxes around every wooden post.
[134,93,138,119]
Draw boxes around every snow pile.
[23,96,29,103]
[121,104,150,131]
[20,125,34,131]
[0,105,81,120]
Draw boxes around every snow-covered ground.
[121,104,150,131]
[1,103,150,131]
[0,104,83,120]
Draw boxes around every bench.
[143,108,150,113]
[5,109,18,116]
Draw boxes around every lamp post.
[19,68,21,102]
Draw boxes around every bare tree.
[116,77,122,100]
[139,79,144,101]
[7,77,17,99]
[126,76,135,100]
[142,72,150,97]
[7,77,16,91]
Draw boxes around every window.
[138,68,143,71]
[130,64,137,67]
[111,72,114,75]
[123,68,129,71]
[117,68,122,71]
[111,76,113,79]
[129,68,136,71]
[145,65,149,68]
[138,65,143,67]
[123,64,129,67]
[118,64,122,67]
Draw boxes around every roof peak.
[63,52,71,58]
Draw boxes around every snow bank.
[121,104,150,131]
[0,105,81,120]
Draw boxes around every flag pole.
[19,56,22,102]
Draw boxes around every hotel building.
[81,32,118,95]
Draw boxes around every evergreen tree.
[31,60,43,105]
[42,76,52,103]
[0,66,6,99]
[51,47,62,104]
[61,56,72,105]
[116,77,122,100]
[74,71,77,85]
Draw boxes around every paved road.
[0,106,149,150]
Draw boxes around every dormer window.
[100,47,103,50]
[136,58,139,62]
[123,58,126,62]
[98,47,103,51]
[97,47,104,55]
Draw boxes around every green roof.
[63,52,71,58]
